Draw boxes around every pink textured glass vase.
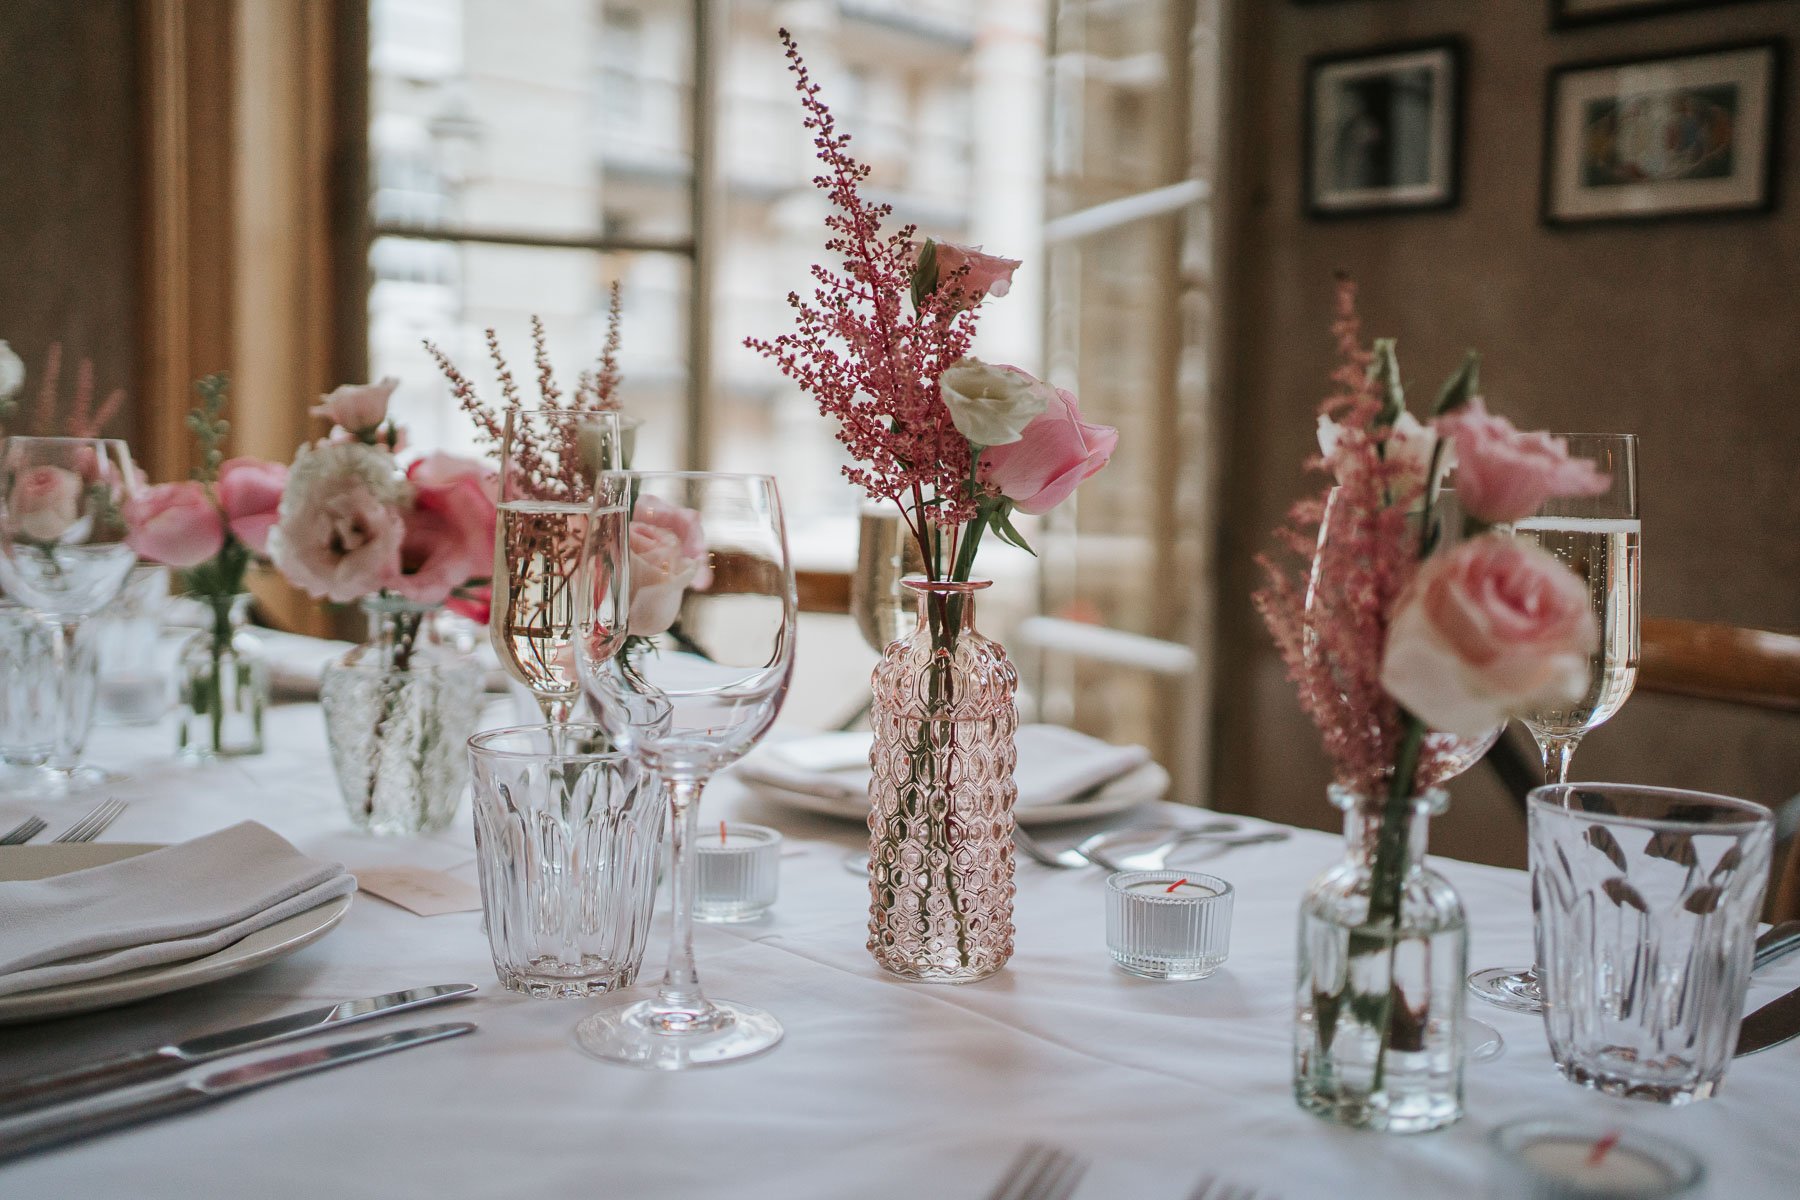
[867,579,1017,983]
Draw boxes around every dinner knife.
[0,1021,474,1162]
[0,982,476,1118]
[1736,982,1800,1057]
[1753,921,1800,973]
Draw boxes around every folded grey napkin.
[735,724,1153,810]
[0,822,355,998]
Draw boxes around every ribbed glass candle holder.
[695,822,782,923]
[1106,870,1233,980]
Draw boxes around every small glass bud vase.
[866,578,1017,984]
[1294,784,1467,1134]
[176,594,268,760]
[321,596,484,836]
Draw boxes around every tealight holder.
[1105,870,1233,980]
[695,821,781,923]
[1488,1119,1703,1200]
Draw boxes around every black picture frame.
[1303,38,1465,219]
[1541,39,1782,227]
[1551,0,1764,31]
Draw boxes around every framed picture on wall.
[1543,41,1781,226]
[1551,1,1761,30]
[1304,40,1464,218]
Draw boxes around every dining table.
[2,695,1795,1199]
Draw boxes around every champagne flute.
[0,437,139,793]
[491,408,623,723]
[574,471,796,1069]
[850,502,926,653]
[1468,433,1639,1014]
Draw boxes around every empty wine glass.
[574,470,796,1069]
[1468,433,1639,1014]
[491,408,624,723]
[0,437,139,792]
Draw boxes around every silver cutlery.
[1735,981,1800,1056]
[0,1021,475,1162]
[50,798,127,844]
[0,983,479,1118]
[1014,823,1290,872]
[1753,920,1800,972]
[1186,1174,1271,1200]
[0,816,46,845]
[985,1141,1088,1200]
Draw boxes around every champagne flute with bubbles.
[491,409,623,723]
[0,437,139,793]
[1468,433,1639,1014]
[574,470,796,1069]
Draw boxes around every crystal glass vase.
[1294,784,1467,1133]
[866,579,1017,983]
[176,594,268,760]
[321,597,485,835]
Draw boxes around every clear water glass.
[469,724,664,997]
[1531,783,1773,1104]
[0,599,57,766]
[1106,870,1233,980]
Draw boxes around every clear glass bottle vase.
[1294,784,1467,1133]
[866,579,1017,983]
[320,596,485,835]
[176,594,267,760]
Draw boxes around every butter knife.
[0,982,476,1118]
[1753,921,1800,972]
[0,1021,474,1162]
[1736,982,1800,1056]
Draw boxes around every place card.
[355,866,483,917]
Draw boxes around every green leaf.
[909,239,938,312]
[1370,338,1405,426]
[987,503,1036,557]
[1435,351,1480,416]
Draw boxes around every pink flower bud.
[978,387,1117,515]
[1438,398,1609,525]
[123,481,226,568]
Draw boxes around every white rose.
[0,342,23,402]
[1317,410,1442,499]
[939,358,1053,447]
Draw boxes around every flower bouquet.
[124,376,285,758]
[268,378,498,833]
[749,30,1117,982]
[1255,279,1608,1131]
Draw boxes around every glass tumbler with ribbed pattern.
[469,723,665,998]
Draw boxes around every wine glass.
[0,437,139,792]
[573,471,796,1069]
[1468,433,1639,1014]
[491,408,624,723]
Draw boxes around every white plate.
[746,759,1170,827]
[0,844,353,1025]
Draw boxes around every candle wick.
[720,820,727,846]
[1166,877,1189,893]
[1585,1131,1622,1168]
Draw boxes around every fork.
[0,816,46,845]
[1186,1173,1269,1200]
[51,799,128,844]
[985,1141,1088,1200]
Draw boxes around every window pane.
[369,239,688,466]
[369,0,694,242]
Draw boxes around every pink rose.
[122,481,226,568]
[1380,535,1597,738]
[978,387,1118,515]
[389,455,498,607]
[446,584,491,626]
[1438,398,1610,525]
[312,377,399,436]
[6,465,84,543]
[917,241,1022,309]
[627,495,711,637]
[215,457,287,555]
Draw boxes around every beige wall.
[1214,0,1800,866]
[0,0,140,439]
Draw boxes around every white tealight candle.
[694,822,781,923]
[1104,870,1234,981]
[1489,1121,1702,1200]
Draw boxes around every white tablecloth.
[1,704,1795,1198]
